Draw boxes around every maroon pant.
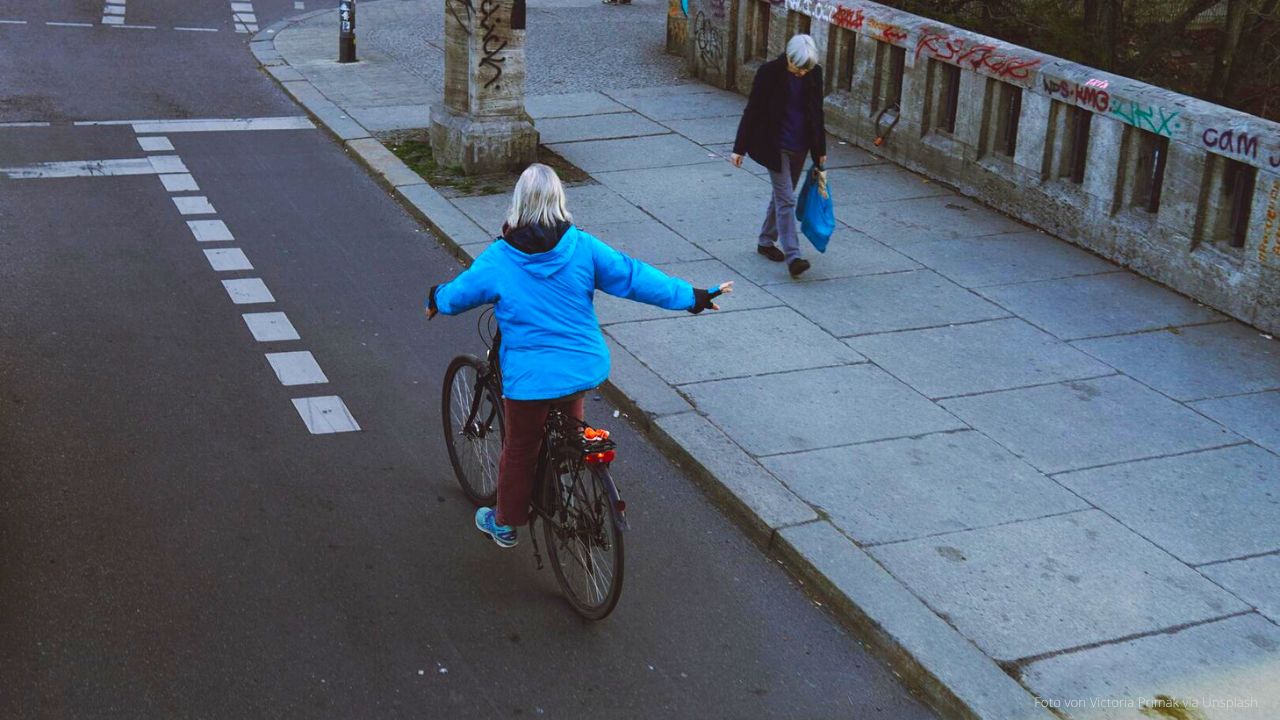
[496,396,585,527]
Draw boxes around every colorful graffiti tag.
[1041,76,1183,138]
[1260,180,1279,264]
[915,29,1041,82]
[784,0,906,43]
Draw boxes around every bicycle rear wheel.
[442,354,504,507]
[542,456,624,620]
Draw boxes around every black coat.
[732,55,828,173]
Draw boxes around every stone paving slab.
[603,337,693,420]
[682,364,966,456]
[977,273,1226,341]
[1054,444,1280,565]
[826,164,952,207]
[1192,391,1280,455]
[526,91,630,119]
[578,219,711,265]
[593,162,768,207]
[654,412,818,543]
[895,231,1119,288]
[662,116,742,145]
[705,139,886,175]
[869,510,1249,662]
[777,521,1058,720]
[1020,613,1280,720]
[762,431,1089,546]
[281,80,371,140]
[634,194,766,243]
[1073,323,1280,402]
[397,183,493,247]
[942,375,1241,475]
[535,112,671,144]
[848,318,1115,399]
[842,194,1030,244]
[594,259,779,325]
[613,89,747,121]
[698,233,921,286]
[606,306,863,386]
[547,134,718,173]
[768,270,1010,338]
[346,104,431,132]
[1200,555,1280,624]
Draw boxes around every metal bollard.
[338,0,356,63]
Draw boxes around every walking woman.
[731,34,827,278]
[426,164,732,548]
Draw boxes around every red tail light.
[585,449,616,464]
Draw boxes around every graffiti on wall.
[915,29,1040,82]
[669,0,688,47]
[1041,76,1183,137]
[1110,100,1181,137]
[694,11,723,66]
[477,0,508,89]
[1259,180,1279,264]
[446,0,473,33]
[709,0,726,19]
[1201,127,1280,169]
[785,0,906,44]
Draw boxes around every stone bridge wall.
[667,0,1280,334]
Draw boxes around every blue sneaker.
[475,507,517,548]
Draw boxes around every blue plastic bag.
[795,165,834,253]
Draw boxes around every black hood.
[503,220,571,255]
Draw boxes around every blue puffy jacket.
[431,223,695,401]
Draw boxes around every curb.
[250,16,1058,720]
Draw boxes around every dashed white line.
[46,21,94,27]
[159,173,199,192]
[242,312,299,341]
[174,26,219,32]
[206,248,255,272]
[292,397,361,434]
[112,24,157,29]
[173,196,217,216]
[148,155,188,174]
[187,219,234,242]
[137,136,174,152]
[0,121,49,127]
[266,351,329,386]
[0,19,29,25]
[222,278,275,304]
[231,0,259,33]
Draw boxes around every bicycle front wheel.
[543,457,624,620]
[441,354,504,507]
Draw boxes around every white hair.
[786,34,819,70]
[506,163,573,228]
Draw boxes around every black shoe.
[789,258,811,277]
[757,245,785,262]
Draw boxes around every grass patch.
[380,129,591,199]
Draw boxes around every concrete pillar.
[430,0,538,175]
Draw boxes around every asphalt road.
[0,3,938,718]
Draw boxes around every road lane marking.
[149,155,188,173]
[112,24,157,29]
[159,173,199,192]
[205,248,254,272]
[102,0,125,25]
[295,1,305,8]
[292,397,361,434]
[46,21,94,27]
[231,0,259,32]
[242,312,299,341]
[174,26,219,32]
[266,351,329,386]
[0,121,49,127]
[137,136,173,152]
[131,117,314,133]
[187,219,234,242]
[0,20,27,24]
[222,278,274,304]
[0,158,156,179]
[173,196,217,215]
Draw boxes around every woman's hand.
[730,153,744,168]
[817,155,827,168]
[689,281,735,314]
[425,306,437,320]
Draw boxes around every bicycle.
[441,309,628,620]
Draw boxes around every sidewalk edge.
[251,19,1057,720]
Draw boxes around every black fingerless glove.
[688,287,723,315]
[428,286,439,313]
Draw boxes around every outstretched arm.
[590,236,732,313]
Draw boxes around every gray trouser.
[758,149,807,262]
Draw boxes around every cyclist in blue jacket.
[427,163,732,548]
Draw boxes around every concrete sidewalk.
[254,3,1280,718]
